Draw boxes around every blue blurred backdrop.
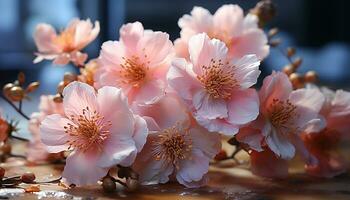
[0,0,349,95]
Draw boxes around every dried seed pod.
[17,72,26,86]
[21,172,36,183]
[0,167,5,179]
[282,65,294,76]
[26,82,40,93]
[63,73,76,84]
[9,86,25,102]
[292,57,303,69]
[3,83,14,97]
[269,39,281,47]
[304,71,318,83]
[268,28,279,37]
[126,178,139,192]
[287,47,296,57]
[102,177,116,193]
[57,81,66,94]
[53,94,63,103]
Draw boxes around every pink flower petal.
[74,19,100,50]
[259,71,293,110]
[176,149,210,186]
[250,149,289,179]
[53,53,70,65]
[213,4,244,38]
[190,127,221,158]
[232,54,261,89]
[132,79,165,105]
[265,126,295,160]
[195,115,239,136]
[33,23,59,54]
[120,21,144,52]
[193,90,228,120]
[96,86,134,139]
[188,33,228,75]
[62,81,98,118]
[289,88,325,129]
[98,41,125,69]
[132,115,148,152]
[167,58,201,101]
[236,127,263,152]
[137,31,173,66]
[98,137,138,168]
[62,151,108,186]
[227,89,259,125]
[39,114,71,153]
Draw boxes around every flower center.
[152,124,192,169]
[267,99,297,132]
[53,30,75,52]
[197,59,237,100]
[64,106,111,152]
[119,55,149,87]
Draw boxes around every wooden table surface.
[1,142,350,200]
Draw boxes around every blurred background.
[0,0,349,121]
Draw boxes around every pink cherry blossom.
[39,81,148,185]
[94,22,174,105]
[34,19,100,66]
[132,94,221,188]
[302,88,350,178]
[175,5,269,60]
[236,72,325,178]
[27,95,65,163]
[168,33,260,136]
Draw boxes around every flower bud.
[282,65,294,76]
[102,177,116,193]
[214,150,228,161]
[53,94,63,103]
[268,28,279,37]
[287,47,296,57]
[289,73,304,89]
[1,143,12,155]
[3,83,14,97]
[26,82,40,93]
[21,172,36,183]
[9,86,25,102]
[63,73,76,84]
[250,0,276,26]
[292,57,303,69]
[304,71,318,83]
[269,39,281,47]
[57,81,66,94]
[17,72,26,86]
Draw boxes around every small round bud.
[250,0,276,26]
[292,57,303,69]
[9,86,25,102]
[289,73,304,89]
[282,65,294,76]
[102,177,116,193]
[26,82,40,93]
[268,28,279,37]
[304,71,318,83]
[53,94,63,103]
[126,178,139,192]
[57,81,66,94]
[3,83,14,97]
[287,47,296,57]
[63,73,76,84]
[17,72,26,85]
[214,150,228,161]
[0,167,5,179]
[269,39,281,47]
[21,172,36,183]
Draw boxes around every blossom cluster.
[6,4,347,189]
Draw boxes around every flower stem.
[0,94,30,120]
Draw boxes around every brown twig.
[0,94,30,120]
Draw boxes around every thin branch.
[0,94,30,120]
[10,135,29,142]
